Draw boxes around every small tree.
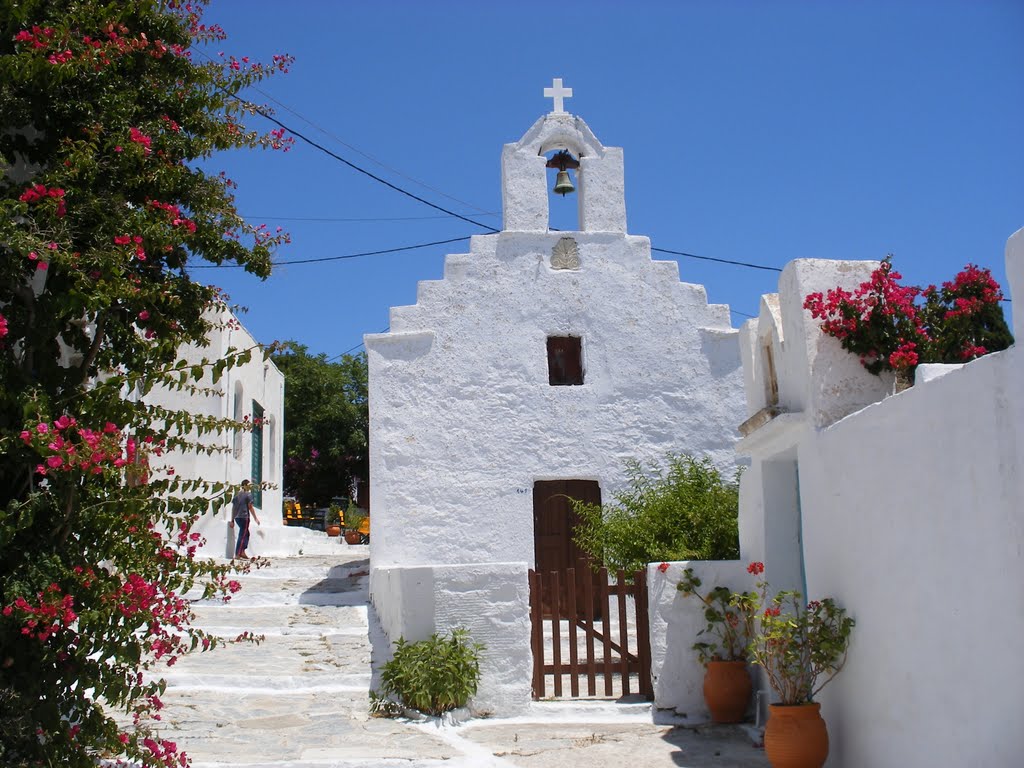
[804,256,1013,376]
[919,264,1013,363]
[0,1,291,765]
[271,342,368,507]
[572,454,741,575]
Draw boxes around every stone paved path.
[156,550,769,767]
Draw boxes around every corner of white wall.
[778,259,891,427]
[1006,227,1024,340]
[647,560,755,723]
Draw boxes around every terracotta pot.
[764,702,829,768]
[326,524,341,537]
[702,660,751,723]
[344,530,362,545]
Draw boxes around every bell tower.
[501,78,627,234]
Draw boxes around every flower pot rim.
[769,701,821,710]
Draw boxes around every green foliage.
[271,342,368,507]
[572,454,741,574]
[345,511,367,533]
[918,266,1014,364]
[677,568,755,664]
[326,503,342,526]
[0,1,290,764]
[375,629,484,716]
[737,564,855,705]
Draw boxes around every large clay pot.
[344,530,362,545]
[764,702,829,768]
[703,660,751,723]
[326,524,342,537]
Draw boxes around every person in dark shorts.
[228,480,260,559]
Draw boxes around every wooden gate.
[528,562,652,700]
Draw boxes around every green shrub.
[375,629,484,716]
[572,454,741,574]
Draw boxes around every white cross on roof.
[544,78,573,114]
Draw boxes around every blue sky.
[197,0,1023,359]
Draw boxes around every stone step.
[158,632,371,687]
[153,689,456,766]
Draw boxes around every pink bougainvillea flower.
[114,235,131,245]
[139,310,150,321]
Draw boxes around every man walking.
[229,480,260,559]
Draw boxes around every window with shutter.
[547,336,584,385]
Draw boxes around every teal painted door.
[251,400,264,508]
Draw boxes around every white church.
[365,80,747,712]
[365,80,1024,768]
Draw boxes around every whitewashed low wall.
[370,562,532,715]
[797,344,1024,768]
[648,559,755,722]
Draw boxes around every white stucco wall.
[370,562,532,715]
[798,345,1024,768]
[145,311,314,558]
[647,560,754,722]
[366,228,744,571]
[735,228,1024,767]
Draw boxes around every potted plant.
[344,503,367,545]
[325,504,342,537]
[739,562,855,768]
[677,568,755,723]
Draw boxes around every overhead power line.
[652,247,782,273]
[242,81,497,217]
[188,236,472,269]
[236,95,500,235]
[244,214,498,223]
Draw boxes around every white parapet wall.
[647,560,755,723]
[733,227,1024,767]
[370,562,533,716]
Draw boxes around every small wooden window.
[547,336,584,385]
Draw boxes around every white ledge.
[735,411,807,457]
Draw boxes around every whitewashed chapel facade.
[366,83,747,712]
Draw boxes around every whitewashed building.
[366,83,747,713]
[147,310,327,558]
[647,228,1023,765]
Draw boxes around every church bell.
[553,169,575,196]
[545,149,580,196]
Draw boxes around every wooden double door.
[533,479,601,617]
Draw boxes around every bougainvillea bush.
[803,256,1012,376]
[0,1,291,765]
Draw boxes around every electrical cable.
[188,236,472,268]
[651,247,782,273]
[233,95,500,234]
